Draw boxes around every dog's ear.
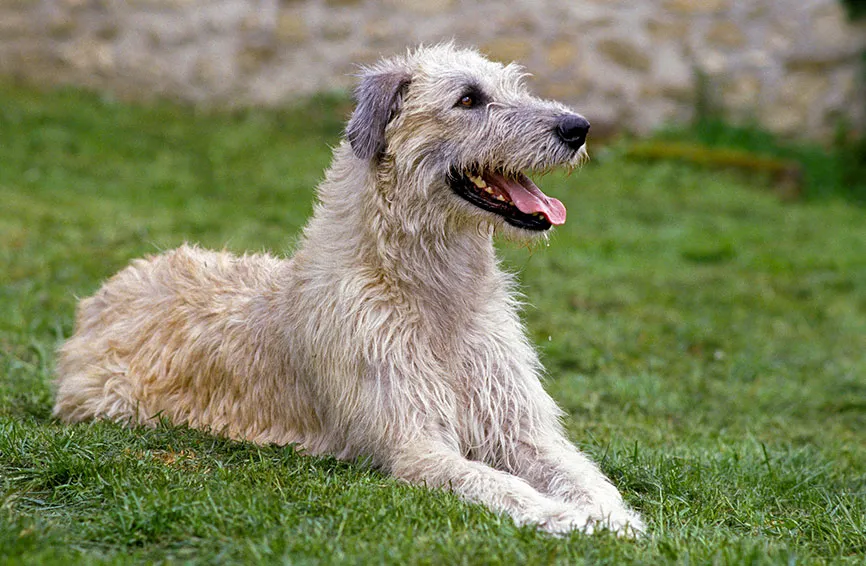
[346,65,411,161]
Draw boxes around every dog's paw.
[533,506,645,538]
[581,480,645,537]
[591,506,645,538]
[534,507,595,535]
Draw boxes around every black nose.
[556,114,590,150]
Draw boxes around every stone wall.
[1,0,865,139]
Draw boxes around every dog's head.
[346,43,589,240]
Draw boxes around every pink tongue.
[484,172,567,225]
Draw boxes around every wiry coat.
[54,44,643,535]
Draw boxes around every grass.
[1,82,865,565]
[647,118,866,203]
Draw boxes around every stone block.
[364,21,393,46]
[659,83,694,103]
[693,48,728,75]
[765,22,794,53]
[546,40,577,70]
[746,4,768,20]
[0,0,41,7]
[276,9,309,44]
[239,42,277,73]
[45,11,79,38]
[763,69,832,136]
[645,17,689,40]
[481,39,533,64]
[763,104,802,136]
[499,13,537,34]
[59,0,92,8]
[0,12,33,37]
[539,81,586,100]
[597,38,651,72]
[809,1,858,53]
[834,67,858,100]
[95,22,120,41]
[778,71,830,110]
[145,15,197,47]
[744,49,772,69]
[59,37,115,74]
[128,0,198,7]
[577,16,614,29]
[322,20,353,41]
[706,21,747,49]
[0,0,859,141]
[241,13,274,33]
[654,43,692,88]
[722,74,761,111]
[662,0,730,14]
[193,55,234,91]
[640,80,693,104]
[384,0,455,15]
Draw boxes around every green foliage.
[649,118,866,203]
[674,43,865,204]
[2,83,866,564]
[841,0,866,19]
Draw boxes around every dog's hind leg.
[53,357,143,425]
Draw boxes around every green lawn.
[1,83,864,565]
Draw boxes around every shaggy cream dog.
[55,44,643,536]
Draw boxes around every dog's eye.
[457,94,477,108]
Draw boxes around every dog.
[54,44,643,536]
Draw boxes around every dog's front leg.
[386,438,597,534]
[507,435,645,536]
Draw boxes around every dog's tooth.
[468,174,487,189]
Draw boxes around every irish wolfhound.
[54,44,643,536]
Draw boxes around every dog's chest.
[448,334,529,462]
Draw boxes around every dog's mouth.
[448,168,566,231]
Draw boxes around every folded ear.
[346,64,411,161]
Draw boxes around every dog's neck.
[295,147,505,316]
